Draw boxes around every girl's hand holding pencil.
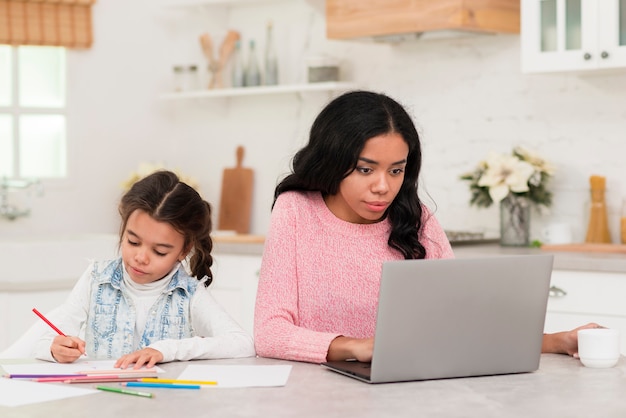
[51,334,86,363]
[32,308,86,363]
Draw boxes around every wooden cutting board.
[541,243,626,254]
[218,146,253,234]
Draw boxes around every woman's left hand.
[115,347,164,369]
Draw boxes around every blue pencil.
[123,382,201,390]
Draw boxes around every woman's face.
[325,132,408,224]
[121,209,187,284]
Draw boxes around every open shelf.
[160,82,357,100]
[161,0,288,9]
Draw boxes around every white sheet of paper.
[0,378,97,407]
[177,365,292,388]
[1,359,165,375]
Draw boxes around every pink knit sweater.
[253,191,454,363]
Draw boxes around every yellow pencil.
[140,378,217,385]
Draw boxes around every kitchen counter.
[453,244,626,274]
[212,236,626,275]
[2,355,626,417]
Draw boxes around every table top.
[2,354,626,418]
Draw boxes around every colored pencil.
[78,369,158,375]
[4,374,87,379]
[124,382,201,389]
[96,385,153,398]
[140,378,217,385]
[35,374,145,383]
[65,377,143,384]
[32,308,66,336]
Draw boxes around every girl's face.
[325,132,408,224]
[121,209,187,284]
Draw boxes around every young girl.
[253,90,599,364]
[35,170,255,368]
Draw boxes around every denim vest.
[84,259,199,359]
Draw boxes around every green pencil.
[96,385,153,398]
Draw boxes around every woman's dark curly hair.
[274,90,426,259]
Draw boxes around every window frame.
[0,45,68,180]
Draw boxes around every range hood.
[326,0,520,41]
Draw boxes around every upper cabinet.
[325,0,520,41]
[521,0,626,73]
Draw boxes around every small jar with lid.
[173,65,199,92]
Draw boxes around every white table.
[2,354,626,418]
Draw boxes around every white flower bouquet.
[460,146,554,209]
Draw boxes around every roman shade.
[0,0,96,49]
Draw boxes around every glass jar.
[173,65,198,92]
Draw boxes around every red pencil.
[32,308,66,336]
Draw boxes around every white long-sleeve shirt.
[34,261,256,363]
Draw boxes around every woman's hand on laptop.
[327,336,374,362]
[542,323,604,357]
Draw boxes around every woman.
[254,90,597,364]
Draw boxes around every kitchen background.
[2,0,626,243]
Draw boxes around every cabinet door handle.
[549,285,567,298]
[601,51,609,59]
[583,52,592,60]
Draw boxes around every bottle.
[186,65,198,91]
[173,65,184,92]
[585,175,611,243]
[264,21,278,85]
[244,40,261,87]
[621,199,626,244]
[231,40,245,88]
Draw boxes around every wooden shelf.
[160,82,357,100]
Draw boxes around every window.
[0,45,66,179]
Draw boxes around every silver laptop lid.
[370,255,553,383]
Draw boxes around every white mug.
[541,222,573,244]
[578,328,620,368]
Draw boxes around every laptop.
[321,254,554,383]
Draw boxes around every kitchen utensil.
[200,31,240,89]
[215,30,239,88]
[218,146,253,234]
[585,175,611,243]
[199,33,218,89]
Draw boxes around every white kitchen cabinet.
[521,0,626,73]
[544,269,626,354]
[210,254,261,335]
